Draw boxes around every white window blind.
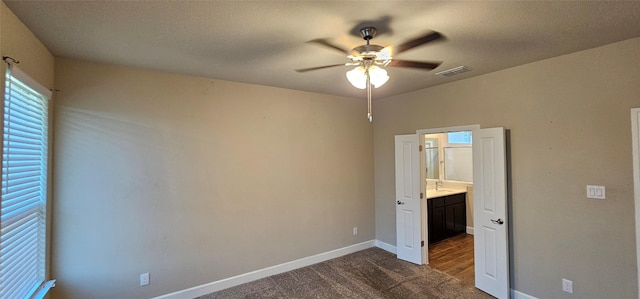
[0,65,51,299]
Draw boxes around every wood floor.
[428,233,475,285]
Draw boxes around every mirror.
[425,132,473,183]
[425,137,439,179]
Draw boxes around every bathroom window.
[447,131,472,144]
[444,147,473,182]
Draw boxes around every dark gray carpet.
[197,247,495,299]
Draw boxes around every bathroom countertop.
[426,188,466,199]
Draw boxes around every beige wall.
[374,38,640,298]
[4,1,640,297]
[52,58,374,298]
[0,2,54,88]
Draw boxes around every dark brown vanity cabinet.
[428,193,466,244]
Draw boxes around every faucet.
[435,180,442,190]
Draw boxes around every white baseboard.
[466,226,474,235]
[153,240,376,299]
[374,239,396,254]
[512,289,538,299]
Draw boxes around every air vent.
[435,66,471,77]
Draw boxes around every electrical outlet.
[586,185,605,199]
[353,227,358,235]
[562,278,573,293]
[140,272,150,286]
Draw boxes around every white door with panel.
[631,108,640,296]
[394,134,422,264]
[473,128,509,298]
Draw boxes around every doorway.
[421,127,476,285]
[410,125,479,264]
[395,125,509,298]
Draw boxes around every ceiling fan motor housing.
[296,25,442,73]
[350,27,385,61]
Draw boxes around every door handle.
[491,218,504,225]
[397,200,405,205]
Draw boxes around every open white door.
[473,128,509,298]
[395,134,422,264]
[631,108,640,296]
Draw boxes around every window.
[447,131,472,144]
[0,65,51,298]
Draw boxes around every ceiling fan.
[296,26,444,122]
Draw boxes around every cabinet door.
[451,202,467,234]
[444,194,467,236]
[445,204,456,234]
[427,200,433,243]
[431,206,446,243]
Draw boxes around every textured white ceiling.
[5,1,640,99]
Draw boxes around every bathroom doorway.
[396,125,509,296]
[418,125,477,285]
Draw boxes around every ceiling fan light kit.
[367,65,389,88]
[346,66,367,89]
[346,64,389,89]
[296,26,444,122]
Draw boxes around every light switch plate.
[140,272,150,286]
[586,185,606,199]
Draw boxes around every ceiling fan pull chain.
[367,71,372,123]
